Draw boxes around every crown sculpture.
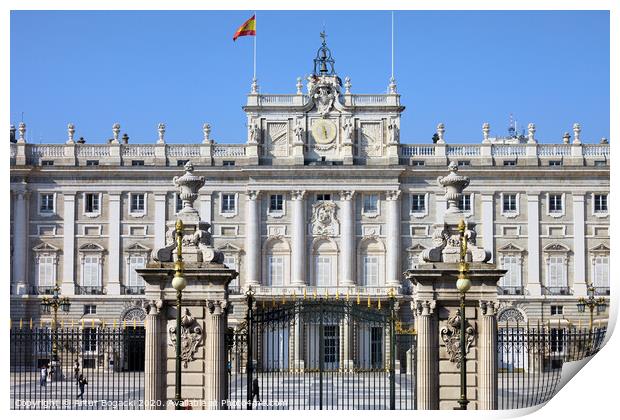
[152,161,223,264]
[421,161,491,264]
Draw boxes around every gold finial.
[457,218,466,233]
[303,288,307,300]
[102,319,105,329]
[113,319,117,329]
[175,219,184,231]
[357,292,360,305]
[346,290,350,302]
[81,318,85,328]
[367,295,371,308]
[133,318,137,330]
[272,295,276,308]
[378,299,382,310]
[313,289,317,300]
[261,300,265,310]
[19,318,23,329]
[293,290,297,301]
[388,288,395,299]
[336,290,340,300]
[282,292,286,304]
[325,289,329,300]
[30,318,33,329]
[61,320,64,329]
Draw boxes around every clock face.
[311,119,337,144]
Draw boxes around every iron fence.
[10,325,145,410]
[498,323,607,410]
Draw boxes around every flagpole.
[391,11,394,80]
[253,11,257,80]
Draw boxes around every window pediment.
[125,242,151,253]
[543,243,570,253]
[589,243,610,254]
[498,243,525,254]
[218,242,242,254]
[33,242,60,253]
[407,244,427,252]
[79,243,105,253]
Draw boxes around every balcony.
[230,285,408,298]
[593,287,610,296]
[120,285,145,295]
[75,285,105,295]
[542,286,572,296]
[30,286,57,295]
[498,286,524,296]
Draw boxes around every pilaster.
[144,300,163,409]
[154,193,167,250]
[478,301,498,410]
[415,300,438,410]
[572,194,587,295]
[481,194,494,263]
[204,300,228,409]
[107,193,121,295]
[62,193,76,295]
[12,189,29,295]
[245,190,261,286]
[339,191,355,286]
[526,194,541,296]
[386,190,402,287]
[291,190,307,286]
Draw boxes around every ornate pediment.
[78,243,105,252]
[218,243,242,254]
[498,243,525,253]
[311,201,339,237]
[543,243,570,253]
[407,243,427,252]
[32,242,60,253]
[589,243,610,254]
[125,242,151,253]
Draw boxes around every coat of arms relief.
[311,201,339,236]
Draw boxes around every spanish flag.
[233,15,256,41]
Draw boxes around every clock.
[311,119,337,144]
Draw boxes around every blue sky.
[10,10,609,144]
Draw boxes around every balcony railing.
[542,286,572,296]
[593,287,610,296]
[400,145,435,156]
[30,286,57,295]
[75,285,105,295]
[120,285,145,295]
[233,285,408,297]
[491,145,527,157]
[121,144,155,157]
[498,286,524,296]
[168,144,201,157]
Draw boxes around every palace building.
[9,36,610,342]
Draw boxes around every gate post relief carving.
[311,201,339,236]
[441,309,475,368]
[169,308,204,368]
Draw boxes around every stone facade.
[9,39,610,336]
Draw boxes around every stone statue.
[293,119,304,144]
[527,123,536,144]
[157,123,166,144]
[388,117,398,144]
[343,118,354,144]
[482,122,490,143]
[111,123,121,144]
[203,123,212,144]
[248,120,260,144]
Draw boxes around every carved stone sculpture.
[248,120,260,144]
[440,309,475,368]
[343,118,354,144]
[293,119,304,144]
[438,161,470,215]
[67,123,75,144]
[169,309,203,368]
[173,161,205,216]
[157,123,166,144]
[311,201,339,236]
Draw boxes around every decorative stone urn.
[438,161,470,216]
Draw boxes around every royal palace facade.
[9,41,610,342]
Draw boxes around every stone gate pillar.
[415,300,438,410]
[144,300,163,409]
[205,300,228,409]
[479,301,498,410]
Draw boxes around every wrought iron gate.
[227,294,417,410]
[10,324,145,410]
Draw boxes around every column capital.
[480,193,494,202]
[144,299,163,315]
[339,190,355,201]
[479,300,498,316]
[207,299,228,316]
[385,189,401,201]
[291,190,306,201]
[414,299,436,316]
[14,189,30,200]
[526,193,540,202]
[246,190,261,200]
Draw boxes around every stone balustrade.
[12,141,609,167]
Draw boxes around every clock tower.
[243,32,405,166]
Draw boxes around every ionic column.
[245,190,260,287]
[481,194,494,263]
[416,300,438,410]
[12,189,29,295]
[144,300,163,409]
[291,190,306,286]
[479,301,498,410]
[205,300,228,409]
[293,310,305,371]
[153,193,167,250]
[341,313,353,371]
[386,190,402,287]
[339,190,355,286]
[526,194,541,296]
[62,193,76,295]
[107,194,121,295]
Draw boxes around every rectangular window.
[175,194,183,213]
[503,160,516,166]
[270,194,284,212]
[550,329,564,353]
[550,305,563,316]
[549,194,563,213]
[458,160,470,167]
[411,194,426,213]
[83,305,97,315]
[547,256,566,288]
[177,160,189,167]
[83,255,100,287]
[221,194,236,213]
[130,193,145,213]
[86,160,99,166]
[131,160,144,166]
[40,193,54,213]
[37,256,55,287]
[223,160,236,167]
[411,160,425,166]
[316,194,331,202]
[41,160,54,166]
[503,194,517,213]
[315,256,332,286]
[363,194,378,213]
[594,255,609,288]
[458,194,472,212]
[500,255,520,288]
[82,328,97,352]
[128,255,146,287]
[224,256,239,287]
[85,193,100,213]
[324,325,340,364]
[594,194,608,213]
[370,326,383,369]
[268,256,284,286]
[549,160,562,166]
[594,161,606,167]
[363,256,379,286]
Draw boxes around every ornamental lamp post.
[455,219,471,410]
[40,285,71,362]
[577,285,608,353]
[171,219,187,410]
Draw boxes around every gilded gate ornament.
[168,308,203,368]
[440,309,475,368]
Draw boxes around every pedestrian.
[251,377,260,403]
[40,364,48,387]
[77,374,88,400]
[227,360,232,375]
[73,359,80,383]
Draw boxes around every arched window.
[358,238,386,287]
[312,239,338,287]
[264,238,291,287]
